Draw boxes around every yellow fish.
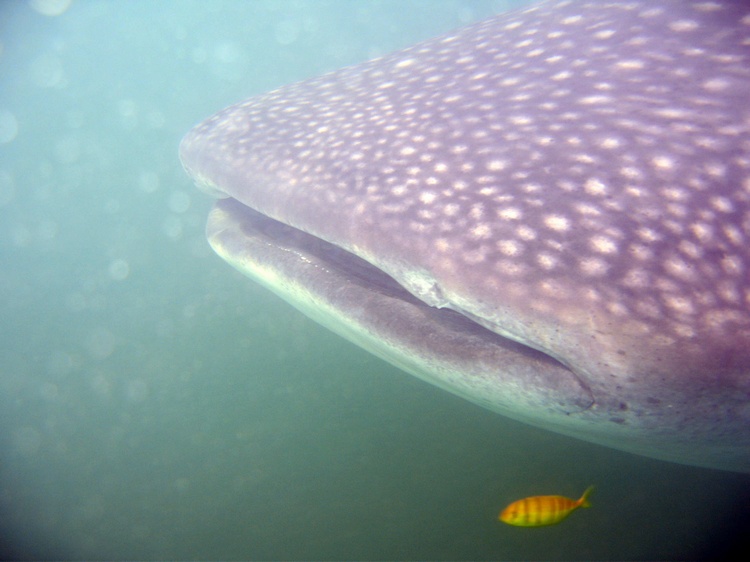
[499,486,594,527]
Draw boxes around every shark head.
[180,0,750,472]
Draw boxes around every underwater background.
[1,0,749,559]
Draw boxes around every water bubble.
[65,110,85,128]
[0,110,19,143]
[162,215,183,239]
[117,99,138,130]
[125,379,149,402]
[211,42,246,82]
[174,477,190,492]
[139,171,160,193]
[104,199,120,214]
[191,47,207,64]
[168,191,191,213]
[11,224,31,247]
[65,292,87,312]
[275,19,301,45]
[33,184,52,203]
[146,111,165,129]
[29,52,65,88]
[78,494,105,520]
[87,327,115,359]
[156,318,175,338]
[0,170,15,206]
[54,134,81,164]
[29,0,73,16]
[47,350,76,376]
[11,426,42,457]
[37,219,58,240]
[214,41,240,64]
[108,259,130,281]
[90,371,113,399]
[40,382,60,401]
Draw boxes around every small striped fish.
[499,486,594,527]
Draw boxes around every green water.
[0,0,748,559]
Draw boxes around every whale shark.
[180,0,750,472]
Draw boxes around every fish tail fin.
[579,485,595,508]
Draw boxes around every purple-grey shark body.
[180,0,750,472]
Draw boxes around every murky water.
[1,1,748,559]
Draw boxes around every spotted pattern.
[181,0,750,391]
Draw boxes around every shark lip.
[217,196,543,341]
[207,196,595,416]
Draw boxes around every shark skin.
[180,0,750,472]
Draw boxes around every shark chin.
[181,0,750,472]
